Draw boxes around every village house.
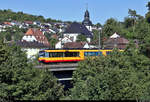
[63,42,90,49]
[63,22,93,43]
[22,28,50,46]
[21,28,50,58]
[15,41,49,59]
[55,36,73,49]
[103,32,129,49]
[23,21,33,26]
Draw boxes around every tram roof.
[40,48,124,51]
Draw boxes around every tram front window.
[39,51,45,57]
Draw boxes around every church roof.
[63,22,93,38]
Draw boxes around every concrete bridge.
[34,63,79,90]
[34,63,78,72]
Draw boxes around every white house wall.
[86,26,92,32]
[86,38,91,43]
[55,36,72,48]
[64,33,79,42]
[55,41,62,49]
[83,43,90,48]
[22,35,37,42]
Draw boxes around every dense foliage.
[0,26,26,41]
[66,43,150,100]
[0,9,62,23]
[0,40,64,100]
[76,35,87,42]
[1,1,150,101]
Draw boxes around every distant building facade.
[55,36,73,49]
[21,28,50,59]
[63,42,90,49]
[103,32,129,49]
[63,22,93,43]
[22,28,50,46]
[9,41,49,59]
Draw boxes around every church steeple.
[82,4,92,26]
[84,3,89,19]
[84,10,89,19]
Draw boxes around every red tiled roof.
[24,21,33,24]
[4,22,12,25]
[25,28,50,46]
[104,37,129,44]
[116,37,129,44]
[63,42,86,48]
[103,37,129,49]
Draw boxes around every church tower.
[82,5,92,31]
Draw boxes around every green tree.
[146,2,150,23]
[76,35,87,42]
[92,29,99,44]
[102,18,122,38]
[66,43,150,100]
[0,41,64,100]
[49,38,58,48]
[146,1,150,11]
[95,23,102,28]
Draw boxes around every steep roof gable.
[24,28,50,46]
[110,32,120,38]
[63,22,93,38]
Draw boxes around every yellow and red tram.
[38,49,123,64]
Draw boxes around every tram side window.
[45,52,49,57]
[65,52,79,57]
[49,52,64,57]
[84,52,88,56]
[84,52,102,56]
[98,52,102,56]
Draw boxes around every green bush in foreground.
[66,44,150,100]
[0,40,64,100]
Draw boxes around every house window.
[70,37,74,41]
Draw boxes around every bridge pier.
[34,63,78,90]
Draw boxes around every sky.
[0,0,149,24]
